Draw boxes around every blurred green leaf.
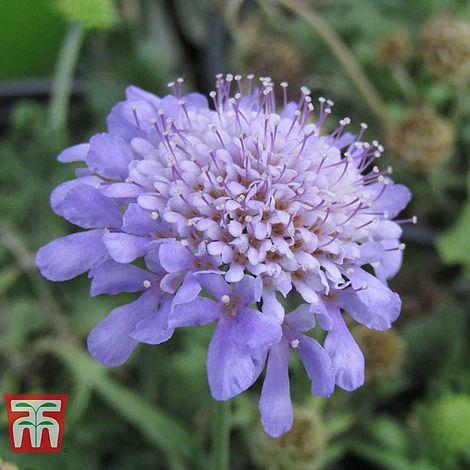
[326,414,355,438]
[56,0,119,30]
[437,202,470,268]
[0,0,64,79]
[49,342,205,466]
[349,440,438,470]
[0,266,21,295]
[365,417,409,454]
[403,303,467,388]
[2,299,49,352]
[66,383,93,425]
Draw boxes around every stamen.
[280,81,288,108]
[130,105,141,130]
[394,216,418,225]
[386,243,406,252]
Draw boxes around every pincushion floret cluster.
[36,74,412,437]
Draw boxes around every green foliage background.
[1,0,470,469]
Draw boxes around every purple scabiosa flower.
[36,74,413,437]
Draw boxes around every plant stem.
[270,0,391,131]
[392,65,418,102]
[211,400,230,470]
[47,22,85,133]
[452,85,466,128]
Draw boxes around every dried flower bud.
[420,15,470,86]
[388,106,454,171]
[377,32,411,68]
[250,407,328,469]
[241,38,305,88]
[234,19,306,89]
[353,325,404,381]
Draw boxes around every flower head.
[36,75,411,436]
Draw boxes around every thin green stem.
[269,0,391,131]
[47,22,85,133]
[211,400,230,470]
[392,65,418,102]
[452,85,466,127]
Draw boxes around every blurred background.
[1,0,470,468]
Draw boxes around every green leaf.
[47,341,206,466]
[437,202,470,268]
[38,403,58,408]
[3,298,49,352]
[324,412,355,438]
[56,0,119,30]
[66,383,93,425]
[348,441,414,470]
[365,417,410,454]
[95,376,194,459]
[15,403,34,408]
[39,421,55,426]
[17,420,34,426]
[0,266,20,295]
[403,304,466,387]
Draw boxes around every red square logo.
[3,394,68,453]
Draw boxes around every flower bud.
[250,407,328,469]
[376,32,411,68]
[388,106,454,171]
[420,15,470,86]
[353,325,404,381]
[234,19,306,89]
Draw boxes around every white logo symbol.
[10,400,61,448]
